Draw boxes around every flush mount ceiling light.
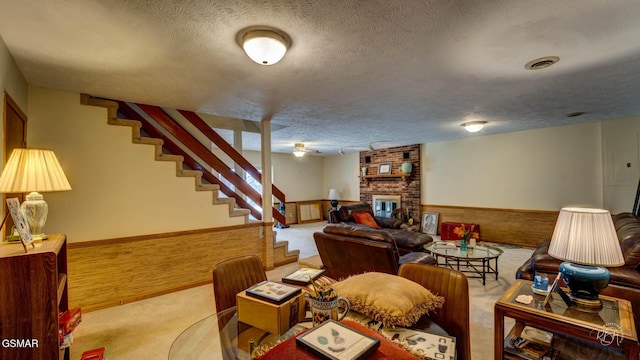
[238,27,291,65]
[462,121,487,133]
[525,56,560,70]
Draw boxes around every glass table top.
[424,242,503,259]
[169,306,309,360]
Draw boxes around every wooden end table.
[495,280,638,360]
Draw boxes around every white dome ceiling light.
[239,28,291,65]
[462,121,487,133]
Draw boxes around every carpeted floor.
[70,222,533,359]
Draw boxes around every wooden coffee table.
[495,280,638,360]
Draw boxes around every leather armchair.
[399,263,471,360]
[314,223,436,280]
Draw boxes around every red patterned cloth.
[256,320,420,360]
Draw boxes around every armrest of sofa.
[328,210,342,223]
[399,252,437,266]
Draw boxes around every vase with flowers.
[453,223,479,251]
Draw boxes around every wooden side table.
[495,280,638,359]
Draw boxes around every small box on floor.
[237,289,306,335]
[81,347,106,360]
[59,307,82,335]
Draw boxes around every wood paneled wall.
[422,205,559,248]
[67,223,287,312]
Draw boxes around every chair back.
[212,255,267,312]
[314,227,400,279]
[398,263,471,360]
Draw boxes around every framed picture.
[5,198,35,252]
[296,320,380,360]
[282,268,326,285]
[245,280,302,304]
[422,212,439,235]
[378,162,391,174]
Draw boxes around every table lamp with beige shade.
[547,207,625,307]
[0,148,71,242]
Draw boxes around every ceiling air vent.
[525,56,560,70]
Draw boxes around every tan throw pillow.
[333,272,444,327]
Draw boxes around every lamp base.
[559,262,610,306]
[330,200,339,209]
[20,191,49,242]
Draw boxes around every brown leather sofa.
[516,212,640,332]
[328,203,433,254]
[314,223,437,280]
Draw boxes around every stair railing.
[115,101,286,225]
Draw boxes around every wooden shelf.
[58,273,67,305]
[361,174,410,179]
[0,234,70,360]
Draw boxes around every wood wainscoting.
[422,205,559,248]
[66,222,296,312]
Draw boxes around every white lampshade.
[0,149,71,192]
[0,148,71,241]
[242,30,288,65]
[328,189,340,200]
[548,207,624,267]
[462,121,487,133]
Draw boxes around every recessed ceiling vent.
[525,56,560,70]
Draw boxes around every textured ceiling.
[1,0,640,155]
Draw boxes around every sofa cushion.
[353,211,381,229]
[621,233,640,269]
[375,216,404,229]
[386,228,433,252]
[338,203,375,222]
[333,272,444,327]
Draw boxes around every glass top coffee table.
[169,306,310,360]
[424,242,503,285]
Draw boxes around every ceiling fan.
[293,143,320,157]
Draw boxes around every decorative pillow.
[353,211,381,229]
[333,272,444,327]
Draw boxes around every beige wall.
[422,122,603,210]
[322,152,360,202]
[602,116,640,213]
[26,87,245,242]
[241,150,325,202]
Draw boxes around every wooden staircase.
[80,94,299,265]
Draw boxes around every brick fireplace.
[360,144,421,223]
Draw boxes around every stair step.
[81,94,261,226]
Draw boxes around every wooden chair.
[212,254,267,312]
[398,263,471,360]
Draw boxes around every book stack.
[505,326,557,360]
[435,241,456,250]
